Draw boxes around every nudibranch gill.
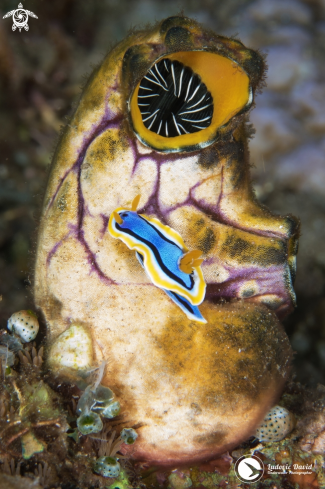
[108,196,207,323]
[35,16,299,466]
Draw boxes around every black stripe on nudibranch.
[115,219,195,291]
[136,252,206,322]
[120,213,182,251]
[168,290,194,314]
[136,252,193,313]
[138,58,213,137]
[137,215,181,249]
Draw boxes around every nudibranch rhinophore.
[35,16,300,466]
[108,196,207,323]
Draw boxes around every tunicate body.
[7,310,39,343]
[255,405,295,442]
[35,16,299,465]
[94,456,121,478]
[120,428,138,444]
[76,384,114,415]
[77,411,103,435]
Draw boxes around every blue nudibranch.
[108,196,207,323]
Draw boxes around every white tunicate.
[93,384,114,405]
[120,427,138,444]
[48,324,93,372]
[94,456,121,478]
[255,405,295,443]
[7,310,39,343]
[77,383,116,417]
[77,410,103,435]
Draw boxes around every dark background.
[0,0,325,387]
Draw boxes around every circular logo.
[13,9,28,28]
[234,455,264,483]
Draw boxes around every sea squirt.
[255,405,296,443]
[35,16,299,465]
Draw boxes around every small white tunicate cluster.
[76,361,121,435]
[7,310,39,343]
[255,405,295,443]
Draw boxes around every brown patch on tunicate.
[190,403,202,415]
[43,171,79,247]
[242,288,256,298]
[194,218,205,230]
[285,216,301,239]
[199,150,220,169]
[43,294,63,323]
[56,181,70,212]
[85,128,129,168]
[219,130,244,159]
[154,301,292,413]
[169,206,292,288]
[194,429,228,446]
[78,73,105,114]
[52,172,78,219]
[216,111,250,144]
[198,146,220,169]
[108,90,123,114]
[205,307,286,400]
[164,26,193,50]
[288,233,299,257]
[80,128,133,210]
[152,315,198,378]
[241,49,266,89]
[222,234,286,267]
[226,139,248,190]
[160,16,197,35]
[198,227,216,254]
[122,43,164,96]
[191,217,218,256]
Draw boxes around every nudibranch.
[108,196,206,323]
[35,16,299,466]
